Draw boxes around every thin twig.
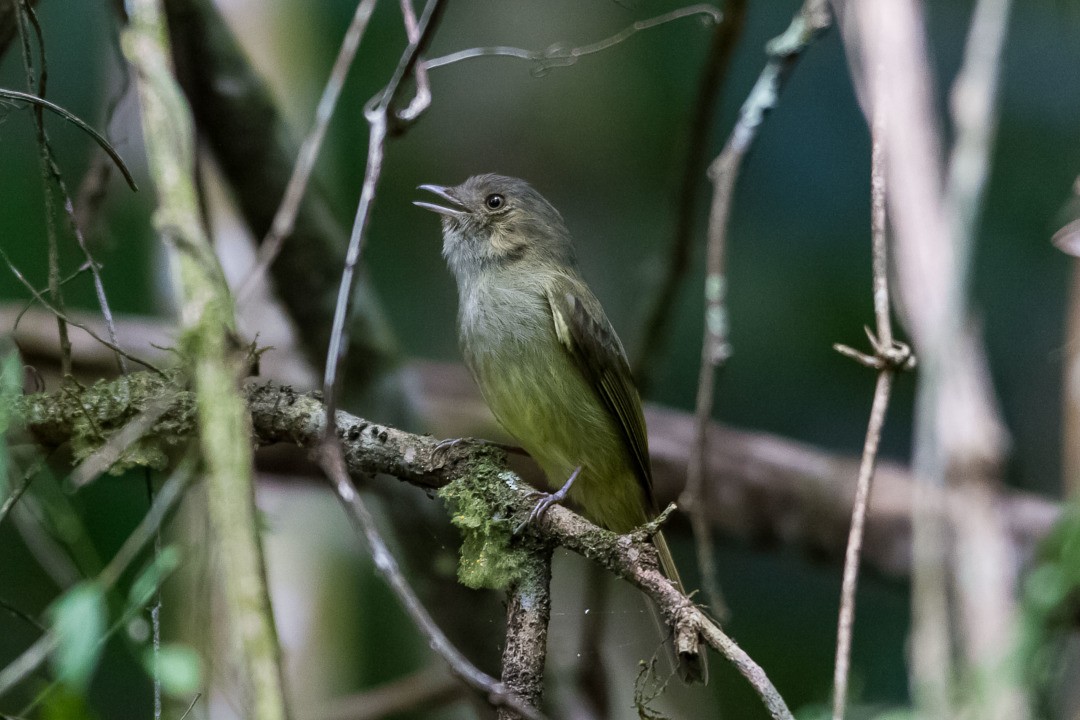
[828,370,907,717]
[322,0,446,426]
[0,459,43,530]
[0,248,164,374]
[0,88,137,190]
[830,88,909,720]
[396,0,431,123]
[236,0,379,306]
[11,261,93,337]
[422,5,723,73]
[15,0,130,374]
[14,0,69,378]
[317,445,548,720]
[60,192,128,374]
[0,597,46,633]
[146,471,163,720]
[633,0,747,390]
[178,693,201,720]
[682,0,831,622]
[66,398,173,489]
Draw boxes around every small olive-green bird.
[416,173,705,683]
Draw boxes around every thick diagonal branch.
[16,376,792,719]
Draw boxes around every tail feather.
[652,530,708,684]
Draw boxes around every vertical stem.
[830,369,894,720]
[683,0,830,622]
[14,0,71,376]
[830,70,902,720]
[869,106,893,348]
[123,3,289,718]
[1064,259,1080,495]
[145,471,163,720]
[848,0,1018,716]
[319,448,545,720]
[498,549,553,720]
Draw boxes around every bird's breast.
[457,280,608,460]
[454,276,647,532]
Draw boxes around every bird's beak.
[414,184,468,217]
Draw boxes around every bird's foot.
[433,437,465,454]
[515,466,581,534]
[434,437,526,456]
[430,437,465,468]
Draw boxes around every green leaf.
[144,643,203,698]
[48,582,107,692]
[129,545,182,608]
[39,683,98,720]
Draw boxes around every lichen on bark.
[438,461,537,590]
[15,372,195,473]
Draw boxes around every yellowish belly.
[466,339,649,533]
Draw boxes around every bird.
[415,173,705,683]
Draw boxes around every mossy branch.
[16,374,793,720]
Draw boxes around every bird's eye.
[485,194,505,210]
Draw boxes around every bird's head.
[415,174,575,280]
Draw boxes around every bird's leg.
[515,465,582,534]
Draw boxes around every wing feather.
[546,286,655,509]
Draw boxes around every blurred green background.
[1,0,1077,718]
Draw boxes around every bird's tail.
[652,529,708,684]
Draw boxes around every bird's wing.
[546,284,655,509]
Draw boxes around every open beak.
[414,184,468,217]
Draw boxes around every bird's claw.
[430,437,466,467]
[433,437,525,458]
[514,466,581,535]
[434,437,465,453]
